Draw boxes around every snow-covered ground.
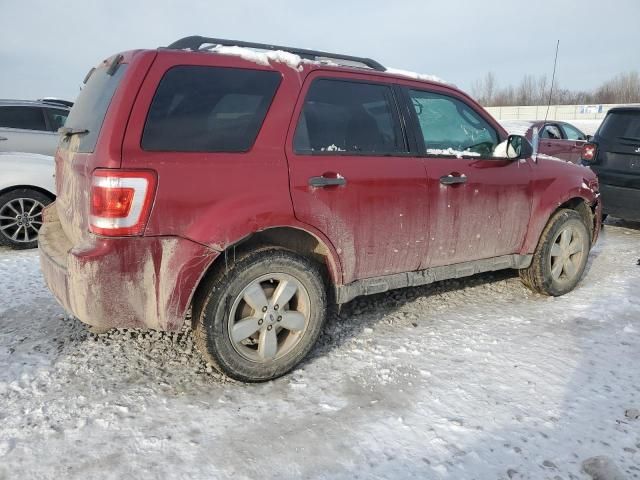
[1,219,639,480]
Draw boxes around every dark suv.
[581,106,640,221]
[38,36,602,382]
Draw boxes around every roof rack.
[166,35,386,72]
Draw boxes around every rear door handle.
[439,174,467,185]
[308,174,347,188]
[0,136,7,141]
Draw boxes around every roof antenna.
[532,39,560,163]
[544,40,560,124]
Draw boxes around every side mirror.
[506,134,534,159]
[586,134,593,142]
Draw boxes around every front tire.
[519,209,591,296]
[0,188,52,249]
[194,248,327,382]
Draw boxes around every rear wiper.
[59,127,89,137]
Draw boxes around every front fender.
[521,160,600,254]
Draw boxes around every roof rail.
[166,35,386,72]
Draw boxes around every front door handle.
[0,136,7,141]
[439,173,467,185]
[309,174,347,188]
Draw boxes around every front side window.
[294,79,405,154]
[0,106,47,131]
[561,123,586,140]
[45,108,69,131]
[409,90,498,157]
[541,124,563,140]
[142,66,281,152]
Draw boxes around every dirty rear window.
[64,64,128,153]
[598,111,640,141]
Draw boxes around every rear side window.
[142,66,281,152]
[64,64,128,153]
[293,79,405,155]
[0,106,47,131]
[599,111,640,140]
[45,108,69,131]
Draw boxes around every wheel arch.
[0,184,56,201]
[190,226,342,328]
[523,194,598,254]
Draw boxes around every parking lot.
[0,219,638,479]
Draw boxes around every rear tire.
[519,209,591,296]
[0,188,52,249]
[194,248,327,382]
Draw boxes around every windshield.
[64,64,128,153]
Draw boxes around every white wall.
[485,103,640,121]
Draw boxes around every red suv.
[38,36,602,382]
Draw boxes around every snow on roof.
[385,67,448,85]
[200,45,448,83]
[203,44,312,71]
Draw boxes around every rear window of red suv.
[64,63,128,153]
[141,66,281,152]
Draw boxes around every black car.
[581,106,640,222]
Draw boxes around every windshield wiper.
[59,127,89,137]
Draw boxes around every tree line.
[471,71,640,107]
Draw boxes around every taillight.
[89,169,157,236]
[581,143,597,163]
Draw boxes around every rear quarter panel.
[122,51,303,248]
[121,53,349,283]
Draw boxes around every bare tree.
[471,72,497,106]
[471,71,640,106]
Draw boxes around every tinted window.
[142,66,281,152]
[599,111,640,140]
[541,124,563,140]
[0,106,47,131]
[409,90,498,157]
[561,123,586,141]
[64,64,128,153]
[45,108,69,131]
[294,79,404,154]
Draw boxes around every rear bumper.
[600,183,640,222]
[38,204,219,330]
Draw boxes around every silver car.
[0,100,70,156]
[0,152,55,249]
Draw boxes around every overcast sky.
[1,0,638,101]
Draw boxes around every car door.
[285,73,428,284]
[539,123,572,161]
[402,87,533,268]
[559,122,587,164]
[0,106,59,155]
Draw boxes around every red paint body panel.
[38,46,601,331]
[521,157,601,253]
[422,157,533,266]
[39,205,218,330]
[285,70,428,283]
